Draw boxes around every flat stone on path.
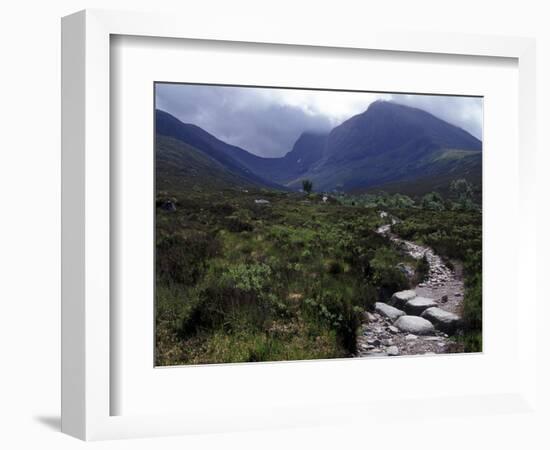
[405,297,438,315]
[374,302,406,322]
[394,316,435,335]
[421,307,462,334]
[390,290,417,308]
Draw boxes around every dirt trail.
[376,223,464,315]
[356,217,464,357]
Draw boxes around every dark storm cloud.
[155,84,483,157]
[156,84,333,157]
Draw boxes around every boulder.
[389,290,417,308]
[421,307,462,334]
[374,302,406,322]
[160,200,176,212]
[394,316,435,335]
[387,346,400,356]
[404,297,438,315]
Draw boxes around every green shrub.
[224,215,254,232]
[179,285,268,337]
[326,259,344,275]
[463,250,482,337]
[178,263,275,337]
[222,263,272,293]
[156,231,220,285]
[370,247,409,299]
[421,192,445,211]
[462,332,482,353]
[304,290,362,355]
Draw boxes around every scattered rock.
[254,199,270,205]
[374,302,406,322]
[365,312,377,322]
[394,316,435,335]
[405,334,418,341]
[421,307,461,334]
[454,292,462,297]
[404,297,438,315]
[387,346,399,356]
[160,200,176,212]
[389,290,417,308]
[441,294,448,303]
[387,325,399,334]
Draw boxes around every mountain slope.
[156,110,284,190]
[324,100,480,163]
[156,135,267,191]
[286,101,482,191]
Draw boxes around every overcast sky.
[156,83,483,158]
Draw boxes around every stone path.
[356,215,464,358]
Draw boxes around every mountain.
[156,135,267,191]
[155,110,284,190]
[324,100,480,163]
[155,101,482,195]
[237,131,328,184]
[285,100,482,191]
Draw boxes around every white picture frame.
[61,9,537,441]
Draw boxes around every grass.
[155,188,419,365]
[155,187,483,365]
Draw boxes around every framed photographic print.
[62,9,537,440]
[153,82,482,366]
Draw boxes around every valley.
[154,97,483,365]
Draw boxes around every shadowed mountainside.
[155,100,482,195]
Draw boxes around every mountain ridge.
[155,100,482,194]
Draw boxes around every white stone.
[387,346,400,356]
[405,297,438,315]
[394,316,435,335]
[390,290,417,308]
[421,307,461,334]
[374,302,406,322]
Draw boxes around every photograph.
[154,83,483,366]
